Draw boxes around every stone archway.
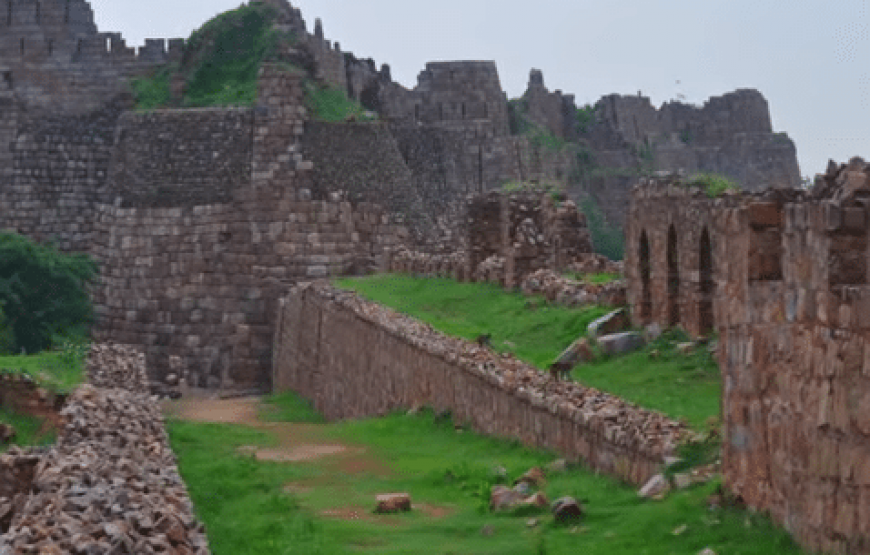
[639,230,652,322]
[667,225,680,326]
[698,227,714,335]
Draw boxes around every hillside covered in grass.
[334,274,720,429]
[129,2,368,120]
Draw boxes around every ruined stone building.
[624,160,870,554]
[0,0,802,391]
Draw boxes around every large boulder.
[588,308,630,339]
[598,332,646,356]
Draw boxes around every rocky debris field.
[0,344,211,554]
[520,268,626,308]
[305,283,690,463]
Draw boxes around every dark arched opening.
[699,228,714,335]
[667,225,680,326]
[639,230,652,322]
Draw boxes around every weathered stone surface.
[551,496,583,523]
[275,283,690,486]
[638,474,670,500]
[375,493,411,514]
[588,308,630,339]
[598,332,646,356]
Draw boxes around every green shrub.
[0,232,97,354]
[0,306,14,354]
[686,172,740,198]
[579,197,624,261]
[130,67,172,110]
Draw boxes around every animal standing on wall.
[548,338,593,380]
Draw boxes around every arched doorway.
[639,231,652,321]
[698,228,714,335]
[667,225,680,326]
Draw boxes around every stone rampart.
[108,108,254,208]
[273,282,689,486]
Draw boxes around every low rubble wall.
[273,282,688,486]
[0,344,210,554]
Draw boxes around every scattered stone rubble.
[0,344,210,554]
[520,268,627,308]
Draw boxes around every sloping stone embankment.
[0,344,210,554]
[274,282,689,485]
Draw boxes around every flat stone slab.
[598,332,646,356]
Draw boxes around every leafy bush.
[0,306,14,354]
[579,197,624,261]
[686,172,740,198]
[0,232,97,354]
[130,67,172,110]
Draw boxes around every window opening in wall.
[76,39,82,53]
[19,37,24,56]
[639,230,652,321]
[667,225,680,326]
[829,201,869,286]
[1,71,11,90]
[34,1,39,23]
[439,103,444,121]
[484,102,488,118]
[462,103,466,120]
[47,39,53,56]
[414,104,420,122]
[699,227,715,335]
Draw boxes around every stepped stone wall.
[273,282,689,486]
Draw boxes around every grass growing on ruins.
[333,275,611,369]
[686,173,740,198]
[306,84,374,122]
[130,2,294,109]
[0,350,85,394]
[0,408,54,453]
[334,275,720,429]
[578,197,625,261]
[167,393,805,554]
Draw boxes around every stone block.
[748,202,782,228]
[598,332,646,356]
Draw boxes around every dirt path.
[166,397,384,468]
[165,396,454,525]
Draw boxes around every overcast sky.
[89,0,870,178]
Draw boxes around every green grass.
[686,173,740,198]
[334,274,610,369]
[130,3,295,109]
[566,272,622,285]
[0,349,86,394]
[168,392,804,554]
[305,84,373,122]
[0,407,54,453]
[259,391,325,424]
[334,275,720,429]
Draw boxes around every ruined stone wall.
[305,18,346,91]
[624,178,749,338]
[522,69,578,141]
[1,0,181,114]
[274,282,688,486]
[718,161,870,554]
[89,67,407,389]
[108,108,254,208]
[0,100,122,252]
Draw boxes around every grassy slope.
[334,274,720,429]
[168,392,803,555]
[0,350,86,452]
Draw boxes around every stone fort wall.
[625,163,870,553]
[273,281,689,486]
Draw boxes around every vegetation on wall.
[304,83,373,123]
[0,232,96,354]
[575,104,596,134]
[685,172,740,198]
[130,3,294,109]
[579,197,625,261]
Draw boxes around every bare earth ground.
[163,397,452,523]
